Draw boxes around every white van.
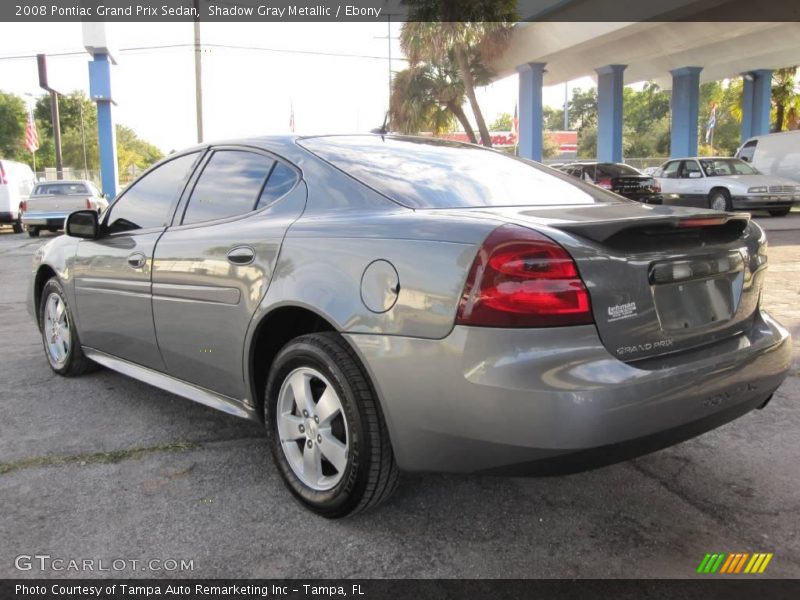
[0,159,36,233]
[736,130,800,184]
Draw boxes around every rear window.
[35,183,89,195]
[593,163,641,178]
[299,135,615,209]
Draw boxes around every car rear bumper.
[21,212,69,228]
[622,193,663,205]
[346,309,791,474]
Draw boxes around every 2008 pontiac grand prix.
[28,135,791,517]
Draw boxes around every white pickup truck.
[21,180,108,237]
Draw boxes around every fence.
[35,166,143,190]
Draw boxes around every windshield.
[699,159,760,177]
[299,135,621,209]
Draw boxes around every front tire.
[265,332,398,518]
[39,278,97,376]
[709,190,732,212]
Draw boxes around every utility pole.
[563,81,569,131]
[37,54,64,180]
[79,100,88,175]
[374,15,398,129]
[193,0,204,143]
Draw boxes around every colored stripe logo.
[697,552,773,574]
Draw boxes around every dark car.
[560,162,662,204]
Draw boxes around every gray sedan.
[28,135,791,517]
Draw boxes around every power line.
[0,43,409,62]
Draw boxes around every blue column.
[595,64,626,163]
[740,73,755,142]
[751,69,773,137]
[88,52,118,198]
[670,67,702,158]
[517,62,545,161]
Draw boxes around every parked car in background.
[28,135,791,517]
[656,157,799,216]
[641,166,663,177]
[0,159,36,233]
[21,180,108,237]
[559,162,662,204]
[737,130,800,185]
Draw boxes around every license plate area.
[653,277,735,332]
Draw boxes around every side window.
[738,140,757,162]
[680,160,702,178]
[661,161,680,179]
[256,162,299,209]
[106,152,200,234]
[183,150,274,225]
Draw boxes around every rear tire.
[39,278,97,376]
[265,332,399,518]
[709,190,732,212]
[769,208,791,217]
[12,214,23,234]
[28,227,39,238]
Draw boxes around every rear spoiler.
[554,212,750,243]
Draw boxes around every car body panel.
[27,135,793,475]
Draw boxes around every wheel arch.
[247,304,339,420]
[33,264,58,328]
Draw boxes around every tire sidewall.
[39,278,80,375]
[710,191,730,212]
[265,337,370,515]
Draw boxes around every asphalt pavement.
[1,214,798,579]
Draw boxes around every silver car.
[657,157,799,216]
[28,136,792,517]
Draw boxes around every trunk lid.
[26,194,90,213]
[441,203,766,363]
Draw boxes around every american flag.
[25,110,39,153]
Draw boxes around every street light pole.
[79,100,88,176]
[193,0,204,143]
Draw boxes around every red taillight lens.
[85,198,93,209]
[596,178,613,190]
[20,200,28,212]
[456,224,593,327]
[0,163,7,185]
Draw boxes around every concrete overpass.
[490,15,800,161]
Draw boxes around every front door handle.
[227,246,255,265]
[127,252,146,269]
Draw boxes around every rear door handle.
[127,252,146,269]
[227,246,255,265]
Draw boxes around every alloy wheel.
[44,292,71,367]
[276,367,350,491]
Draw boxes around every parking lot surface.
[1,214,798,579]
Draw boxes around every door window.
[183,150,274,225]
[256,163,299,209]
[106,152,200,234]
[679,160,702,179]
[738,140,757,162]
[660,161,680,179]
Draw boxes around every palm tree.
[772,67,799,132]
[391,63,478,142]
[400,3,516,147]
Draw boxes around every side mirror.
[689,171,702,179]
[66,210,100,239]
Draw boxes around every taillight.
[456,224,593,327]
[20,200,28,212]
[596,178,613,190]
[85,198,93,209]
[0,163,6,185]
[652,179,661,193]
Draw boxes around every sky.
[0,22,595,153]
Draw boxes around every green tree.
[543,106,566,131]
[0,90,28,162]
[116,125,163,177]
[401,1,516,147]
[772,67,799,132]
[391,64,474,141]
[568,87,598,130]
[490,112,512,131]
